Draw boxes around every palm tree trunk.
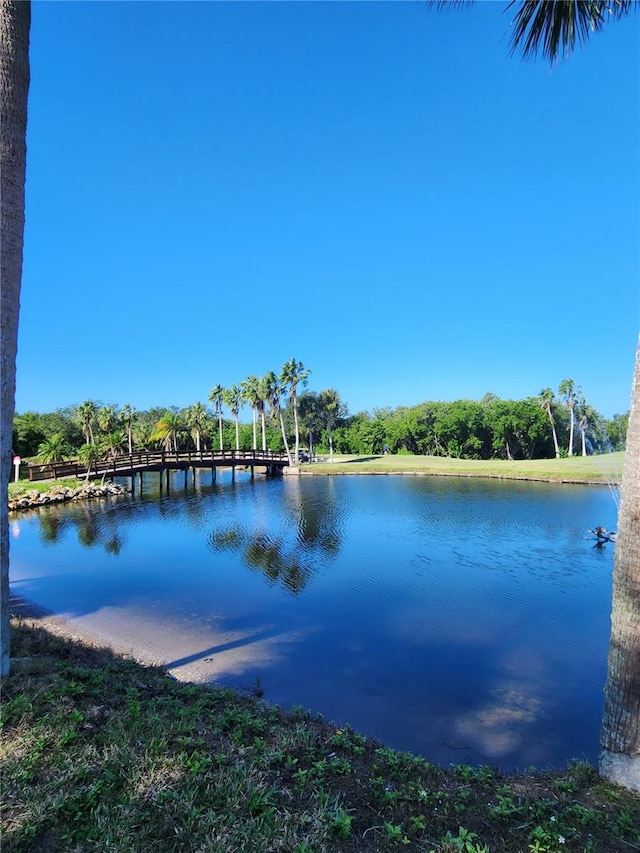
[293,400,300,463]
[545,406,560,459]
[252,409,257,451]
[0,0,30,677]
[568,408,575,457]
[279,410,292,465]
[600,339,640,792]
[261,411,267,451]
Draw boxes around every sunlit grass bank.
[302,453,625,485]
[2,617,639,853]
[8,477,85,498]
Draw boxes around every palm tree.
[297,391,323,460]
[76,400,97,445]
[320,388,345,463]
[150,412,185,452]
[208,384,225,451]
[224,385,242,451]
[37,433,69,464]
[257,375,271,452]
[558,379,580,457]
[265,370,292,464]
[98,405,117,437]
[576,396,595,458]
[102,430,127,459]
[280,358,311,464]
[120,404,135,454]
[539,388,560,459]
[601,338,640,790]
[437,0,639,797]
[77,442,102,482]
[240,375,261,451]
[185,402,208,452]
[0,0,30,676]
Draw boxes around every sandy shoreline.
[8,591,294,695]
[9,592,150,662]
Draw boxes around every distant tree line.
[12,374,628,465]
[332,392,628,460]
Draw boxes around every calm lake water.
[9,470,618,772]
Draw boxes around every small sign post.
[13,456,21,482]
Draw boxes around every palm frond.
[426,0,473,8]
[506,0,635,62]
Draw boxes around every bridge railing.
[28,449,290,482]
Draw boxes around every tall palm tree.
[240,375,261,451]
[280,358,311,464]
[208,384,225,451]
[120,404,135,454]
[257,375,271,452]
[297,391,323,460]
[76,400,97,445]
[265,370,292,464]
[185,402,208,452]
[601,338,640,790]
[539,388,560,459]
[558,379,580,457]
[319,388,345,463]
[0,0,30,675]
[37,433,69,464]
[576,396,596,458]
[224,385,242,451]
[437,0,639,796]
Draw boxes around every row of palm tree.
[209,359,311,465]
[539,379,594,458]
[54,360,315,467]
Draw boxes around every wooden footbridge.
[27,449,290,486]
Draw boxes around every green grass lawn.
[8,477,85,498]
[2,618,639,853]
[302,453,624,485]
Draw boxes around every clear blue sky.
[16,1,639,420]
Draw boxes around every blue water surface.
[9,470,617,771]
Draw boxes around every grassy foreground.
[301,453,624,485]
[2,618,639,853]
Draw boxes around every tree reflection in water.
[208,477,344,594]
[34,500,126,556]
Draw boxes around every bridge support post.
[212,466,216,483]
[250,465,254,479]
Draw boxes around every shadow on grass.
[333,456,384,464]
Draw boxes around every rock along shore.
[9,482,130,513]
